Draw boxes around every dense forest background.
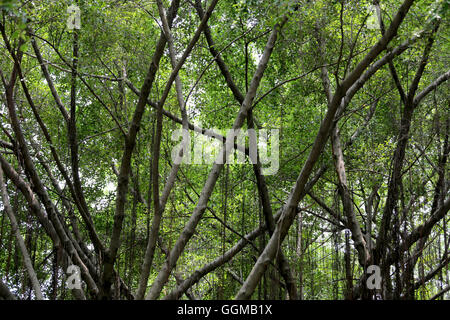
[0,0,448,300]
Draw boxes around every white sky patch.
[185,88,205,121]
